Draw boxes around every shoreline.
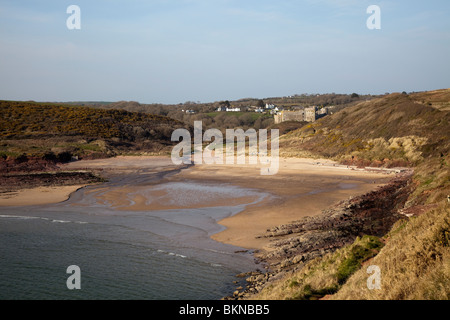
[0,156,397,251]
[0,155,405,299]
[0,170,104,207]
[232,170,414,299]
[0,156,175,207]
[169,157,395,251]
[0,185,88,207]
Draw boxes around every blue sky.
[0,0,449,104]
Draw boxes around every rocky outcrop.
[0,171,104,194]
[0,153,107,194]
[0,155,60,173]
[225,170,414,300]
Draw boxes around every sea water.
[0,181,267,300]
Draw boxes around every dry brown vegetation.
[331,202,450,300]
[280,89,450,167]
[255,235,386,300]
[0,100,188,161]
[0,100,184,140]
[250,89,450,300]
[255,201,449,300]
[1,90,449,300]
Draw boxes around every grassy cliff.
[251,89,450,300]
[280,89,450,167]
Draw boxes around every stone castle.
[274,106,332,124]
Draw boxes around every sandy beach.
[0,156,394,252]
[0,185,87,207]
[169,158,393,250]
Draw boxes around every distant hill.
[0,100,187,162]
[280,88,450,205]
[252,89,450,301]
[268,120,309,136]
[281,89,450,167]
[0,100,183,139]
[59,101,114,107]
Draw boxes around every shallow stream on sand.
[0,172,268,299]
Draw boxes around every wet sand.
[0,156,177,207]
[0,185,87,207]
[169,158,392,250]
[0,156,393,251]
